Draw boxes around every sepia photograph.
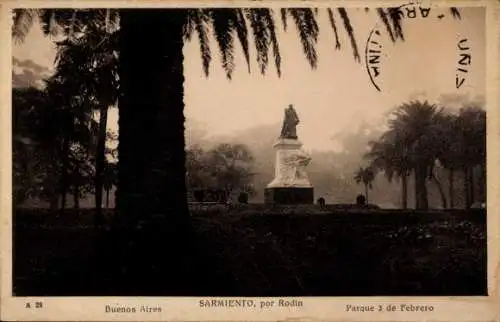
[1,0,499,320]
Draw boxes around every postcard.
[1,0,499,321]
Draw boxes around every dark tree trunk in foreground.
[105,189,110,208]
[469,167,475,205]
[59,138,70,212]
[481,163,486,202]
[117,9,189,228]
[448,167,455,208]
[50,198,58,210]
[94,105,108,227]
[73,190,80,209]
[414,163,428,210]
[105,9,195,295]
[401,174,408,209]
[463,167,471,209]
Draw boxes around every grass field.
[12,206,487,296]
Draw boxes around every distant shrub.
[317,197,326,208]
[238,192,249,204]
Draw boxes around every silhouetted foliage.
[354,167,375,203]
[238,192,249,204]
[366,101,486,210]
[186,143,256,201]
[356,194,366,205]
[13,85,98,209]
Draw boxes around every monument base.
[264,187,314,205]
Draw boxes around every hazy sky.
[12,6,485,151]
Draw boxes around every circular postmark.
[365,2,472,92]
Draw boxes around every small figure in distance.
[317,197,326,209]
[356,194,366,206]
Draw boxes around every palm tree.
[455,106,486,208]
[385,100,445,210]
[366,134,410,209]
[13,8,461,226]
[432,112,461,208]
[43,71,100,211]
[103,161,117,208]
[354,167,375,204]
[50,17,118,222]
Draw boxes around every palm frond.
[280,8,287,31]
[259,9,281,76]
[384,7,460,44]
[288,8,319,68]
[246,9,270,75]
[183,9,212,76]
[197,10,212,77]
[210,9,236,79]
[39,9,107,39]
[338,8,360,62]
[387,7,404,41]
[376,8,395,42]
[68,9,77,38]
[104,9,111,33]
[245,8,282,75]
[234,9,251,73]
[183,10,196,40]
[450,7,461,19]
[326,8,341,50]
[12,9,40,44]
[48,10,62,36]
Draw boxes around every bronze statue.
[280,104,300,139]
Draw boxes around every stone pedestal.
[264,187,314,205]
[265,138,314,205]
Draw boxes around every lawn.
[12,206,487,296]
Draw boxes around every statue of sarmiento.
[265,104,314,205]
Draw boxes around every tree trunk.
[431,173,447,209]
[73,189,80,209]
[364,184,369,204]
[469,166,475,205]
[414,163,429,210]
[106,189,110,208]
[117,9,189,227]
[112,9,194,294]
[94,104,108,227]
[480,162,486,203]
[448,167,455,208]
[464,167,471,209]
[401,174,408,209]
[49,196,58,211]
[60,190,67,211]
[59,138,70,212]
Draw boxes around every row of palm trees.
[12,8,463,228]
[356,101,485,210]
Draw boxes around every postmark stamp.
[365,2,472,92]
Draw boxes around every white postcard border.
[1,0,499,321]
